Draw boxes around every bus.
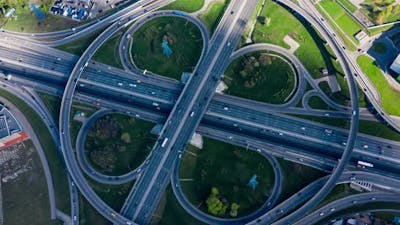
[161,138,169,148]
[357,160,373,168]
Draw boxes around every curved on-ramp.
[76,109,143,185]
[119,10,210,76]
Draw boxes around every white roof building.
[390,54,400,74]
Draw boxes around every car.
[73,216,77,220]
[330,208,335,212]
[227,42,231,46]
[319,212,324,216]
[230,11,234,14]
[117,82,123,86]
[350,176,356,181]
[223,106,229,110]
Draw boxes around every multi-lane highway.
[1,0,399,224]
[120,1,258,223]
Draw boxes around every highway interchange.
[1,0,400,224]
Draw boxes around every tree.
[387,5,393,16]
[257,16,266,25]
[121,132,131,143]
[205,187,228,216]
[393,4,400,14]
[376,11,386,24]
[229,203,240,217]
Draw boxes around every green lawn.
[131,17,203,80]
[337,0,357,13]
[357,55,400,116]
[223,51,296,104]
[56,30,103,56]
[359,120,400,141]
[0,3,80,33]
[88,178,134,211]
[315,3,357,51]
[253,0,339,79]
[153,186,206,225]
[79,195,111,225]
[308,95,334,110]
[0,89,71,214]
[318,184,358,207]
[277,159,326,202]
[93,31,124,68]
[371,42,387,54]
[180,138,275,217]
[162,0,205,12]
[319,0,362,43]
[2,141,52,225]
[198,0,229,33]
[85,114,156,176]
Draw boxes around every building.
[0,104,27,149]
[390,54,400,74]
[354,31,367,44]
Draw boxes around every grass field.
[131,17,203,80]
[337,0,357,13]
[162,0,205,12]
[319,0,361,45]
[277,158,326,202]
[0,2,80,33]
[308,95,334,110]
[79,195,111,225]
[2,141,52,225]
[88,178,134,211]
[253,1,339,79]
[318,183,358,207]
[198,0,229,33]
[252,0,356,107]
[0,89,71,214]
[223,51,296,104]
[153,186,206,225]
[85,113,156,176]
[357,55,400,116]
[180,139,275,217]
[358,120,400,141]
[56,30,103,56]
[93,31,124,68]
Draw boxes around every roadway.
[264,0,360,223]
[58,1,179,223]
[0,1,396,223]
[294,0,400,132]
[1,44,400,179]
[295,192,400,225]
[2,0,174,47]
[120,1,258,223]
[0,37,378,121]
